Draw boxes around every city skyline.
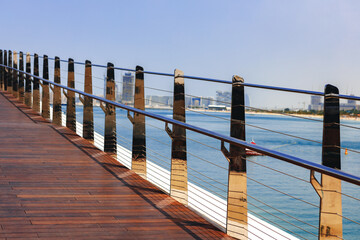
[1,1,360,110]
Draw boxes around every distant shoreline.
[179,108,360,122]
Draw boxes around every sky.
[1,0,360,109]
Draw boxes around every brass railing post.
[0,50,3,90]
[33,53,40,113]
[4,50,7,91]
[221,75,248,239]
[12,51,18,98]
[167,69,188,205]
[311,84,342,239]
[8,50,12,94]
[130,66,146,178]
[65,58,76,132]
[18,52,24,102]
[82,60,94,142]
[222,75,247,239]
[41,55,50,119]
[101,62,116,155]
[52,56,62,125]
[25,53,32,107]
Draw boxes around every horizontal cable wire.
[246,175,319,208]
[186,175,227,199]
[245,207,310,240]
[246,215,288,240]
[245,192,318,230]
[185,107,323,145]
[187,171,226,194]
[187,185,227,208]
[186,136,221,151]
[186,189,228,227]
[339,213,360,226]
[145,170,170,187]
[245,158,309,183]
[187,165,227,187]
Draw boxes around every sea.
[69,106,359,239]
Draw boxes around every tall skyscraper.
[122,72,134,104]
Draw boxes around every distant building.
[103,75,121,102]
[122,72,134,104]
[216,91,231,107]
[308,95,358,111]
[308,96,323,111]
[146,96,172,106]
[340,95,357,111]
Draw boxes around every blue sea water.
[70,106,359,239]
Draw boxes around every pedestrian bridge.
[0,49,359,239]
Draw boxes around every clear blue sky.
[2,0,360,109]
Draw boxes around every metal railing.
[0,49,359,240]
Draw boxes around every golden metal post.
[65,58,76,132]
[52,57,62,126]
[41,55,50,119]
[130,66,147,178]
[18,52,24,102]
[25,53,32,107]
[222,76,247,239]
[12,51,18,98]
[167,69,188,205]
[102,62,116,154]
[82,60,94,142]
[32,54,40,113]
[311,84,342,240]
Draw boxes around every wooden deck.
[0,91,231,240]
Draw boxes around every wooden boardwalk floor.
[0,91,231,240]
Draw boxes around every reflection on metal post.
[65,58,76,132]
[102,62,116,154]
[224,75,247,239]
[18,52,24,102]
[311,84,342,239]
[168,69,188,205]
[33,54,40,113]
[3,50,7,91]
[41,55,50,119]
[131,66,146,178]
[25,53,32,107]
[8,50,12,94]
[0,50,3,90]
[12,51,18,98]
[52,57,62,126]
[82,60,94,142]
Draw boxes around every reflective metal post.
[130,66,146,178]
[82,60,94,142]
[33,53,40,112]
[25,53,32,107]
[12,51,18,98]
[3,50,7,91]
[8,50,12,94]
[168,69,188,205]
[102,62,116,154]
[41,55,50,119]
[52,57,62,125]
[0,50,3,90]
[18,52,24,102]
[311,84,342,239]
[65,58,76,132]
[225,75,247,239]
